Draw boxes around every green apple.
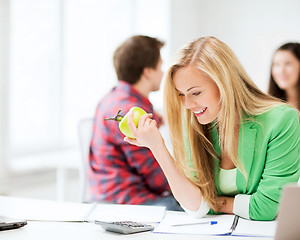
[104,107,147,139]
[118,107,147,138]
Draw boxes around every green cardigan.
[185,105,300,221]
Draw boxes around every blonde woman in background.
[268,42,300,110]
[125,36,300,221]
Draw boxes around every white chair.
[77,118,94,203]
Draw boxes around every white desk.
[0,196,273,240]
[0,221,271,240]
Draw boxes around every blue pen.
[171,221,218,227]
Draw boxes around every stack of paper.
[86,203,165,223]
[0,196,166,223]
[0,196,91,222]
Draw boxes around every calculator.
[95,220,154,234]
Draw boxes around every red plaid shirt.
[89,81,170,204]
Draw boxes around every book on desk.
[0,196,165,223]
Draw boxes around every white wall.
[169,0,300,92]
[1,0,300,198]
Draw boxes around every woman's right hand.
[124,109,164,152]
[125,109,205,213]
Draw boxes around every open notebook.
[154,184,300,238]
[153,213,276,237]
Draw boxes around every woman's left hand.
[217,196,234,214]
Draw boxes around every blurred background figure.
[89,35,182,211]
[268,43,300,110]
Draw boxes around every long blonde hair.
[164,36,284,211]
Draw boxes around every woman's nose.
[183,95,196,109]
[276,65,285,74]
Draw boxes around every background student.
[268,42,300,110]
[125,36,300,221]
[89,35,182,211]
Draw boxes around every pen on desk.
[230,215,239,232]
[171,221,218,227]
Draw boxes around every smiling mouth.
[193,107,207,116]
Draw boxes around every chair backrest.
[77,118,94,203]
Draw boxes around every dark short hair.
[268,42,300,109]
[113,35,164,84]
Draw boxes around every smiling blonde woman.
[125,36,300,221]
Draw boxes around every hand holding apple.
[104,106,147,139]
[125,108,164,151]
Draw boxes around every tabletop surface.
[0,220,272,240]
[0,195,274,240]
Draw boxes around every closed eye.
[193,92,201,96]
[178,93,184,97]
